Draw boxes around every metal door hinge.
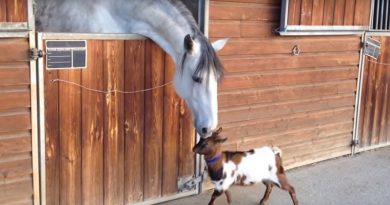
[363,37,381,60]
[351,139,360,146]
[30,48,44,60]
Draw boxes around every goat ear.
[184,34,194,53]
[215,127,223,134]
[215,137,227,144]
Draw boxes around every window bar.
[381,0,385,30]
[385,1,390,30]
[376,0,380,29]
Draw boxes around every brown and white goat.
[193,128,298,205]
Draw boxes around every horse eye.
[192,76,202,84]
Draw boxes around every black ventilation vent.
[372,0,390,30]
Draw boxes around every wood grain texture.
[300,0,313,25]
[0,0,7,21]
[124,40,145,203]
[5,0,27,22]
[322,0,335,25]
[288,0,302,25]
[0,38,29,63]
[343,0,356,25]
[58,69,82,205]
[162,55,180,196]
[311,0,325,25]
[44,69,60,205]
[333,0,346,25]
[143,40,164,200]
[359,36,390,148]
[81,40,104,205]
[103,40,125,205]
[353,0,371,26]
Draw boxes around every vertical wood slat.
[322,0,336,25]
[103,41,125,205]
[44,69,59,205]
[162,55,180,196]
[300,0,313,25]
[344,0,356,25]
[288,0,302,25]
[143,41,165,200]
[179,101,196,178]
[354,0,371,25]
[124,40,145,203]
[0,0,6,21]
[311,0,325,25]
[333,0,346,25]
[81,40,104,205]
[59,69,82,205]
[5,0,27,22]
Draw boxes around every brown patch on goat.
[224,151,245,165]
[231,170,235,177]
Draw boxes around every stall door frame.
[355,32,390,153]
[36,32,202,205]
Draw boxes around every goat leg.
[224,189,232,204]
[259,181,273,205]
[208,190,223,205]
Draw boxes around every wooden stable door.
[44,39,196,205]
[358,35,390,150]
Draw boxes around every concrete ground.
[161,146,390,205]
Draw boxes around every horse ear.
[184,34,194,53]
[211,38,229,52]
[215,137,227,144]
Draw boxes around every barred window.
[371,0,390,30]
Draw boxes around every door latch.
[30,48,44,60]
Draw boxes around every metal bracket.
[351,139,360,147]
[363,37,381,59]
[30,48,44,60]
[177,175,203,193]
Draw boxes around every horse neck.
[126,0,199,65]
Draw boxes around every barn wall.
[0,37,33,204]
[287,0,371,26]
[210,0,364,168]
[0,0,28,22]
[44,39,196,205]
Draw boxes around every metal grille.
[372,0,390,30]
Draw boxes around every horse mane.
[172,0,224,83]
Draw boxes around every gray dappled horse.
[36,0,228,136]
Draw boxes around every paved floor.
[161,146,390,205]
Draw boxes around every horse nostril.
[202,128,208,134]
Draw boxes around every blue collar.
[206,153,222,164]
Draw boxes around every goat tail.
[272,146,282,157]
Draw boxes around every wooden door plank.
[5,0,27,22]
[343,0,356,25]
[300,0,313,25]
[103,40,125,205]
[124,40,145,204]
[322,0,335,25]
[353,0,371,26]
[311,0,325,25]
[0,0,7,22]
[333,0,346,25]
[162,55,180,196]
[44,68,59,205]
[81,40,104,205]
[58,69,82,205]
[288,0,302,25]
[143,40,164,200]
[179,101,195,178]
[359,57,371,147]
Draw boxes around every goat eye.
[192,76,202,84]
